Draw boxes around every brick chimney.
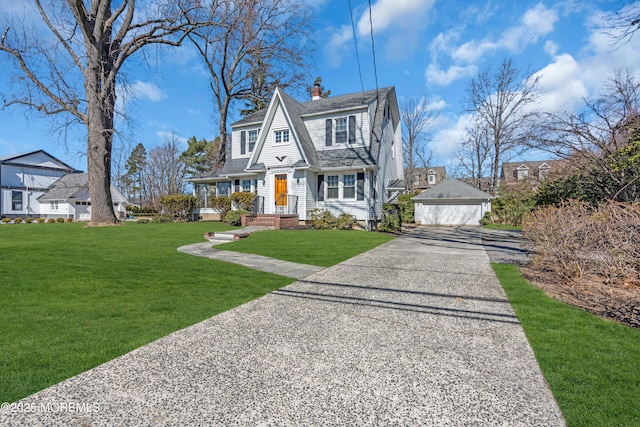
[311,83,322,100]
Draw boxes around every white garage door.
[416,201,483,226]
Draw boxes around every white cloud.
[323,25,353,68]
[129,81,165,102]
[356,0,434,37]
[451,39,497,63]
[544,40,559,56]
[426,63,477,86]
[430,113,474,161]
[532,53,588,112]
[156,131,188,146]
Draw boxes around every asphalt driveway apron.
[2,226,564,426]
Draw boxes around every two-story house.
[500,160,569,188]
[1,150,127,220]
[189,86,404,229]
[0,150,79,219]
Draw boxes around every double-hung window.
[327,175,339,199]
[11,191,22,211]
[248,130,258,152]
[335,118,348,144]
[274,129,289,144]
[242,179,251,192]
[343,174,356,199]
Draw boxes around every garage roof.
[412,178,495,200]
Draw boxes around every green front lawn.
[1,222,394,403]
[217,229,395,267]
[493,264,640,426]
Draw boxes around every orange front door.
[275,174,287,206]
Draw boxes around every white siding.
[415,200,491,226]
[231,125,261,160]
[1,165,67,189]
[257,106,305,168]
[316,169,370,221]
[306,171,317,217]
[305,109,370,152]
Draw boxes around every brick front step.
[242,214,299,229]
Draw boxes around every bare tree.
[534,69,640,201]
[145,134,186,208]
[185,0,312,164]
[464,58,539,194]
[457,116,493,190]
[603,1,640,44]
[0,1,199,225]
[401,95,437,191]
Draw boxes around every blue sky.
[1,0,639,173]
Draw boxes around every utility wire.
[348,0,366,103]
[367,0,379,98]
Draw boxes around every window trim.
[11,190,23,211]
[335,118,348,144]
[343,174,356,199]
[326,175,339,200]
[274,129,290,144]
[248,129,259,152]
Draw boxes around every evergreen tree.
[180,137,221,177]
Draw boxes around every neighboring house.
[0,150,80,219]
[410,166,447,190]
[500,160,568,188]
[38,173,128,220]
[189,86,404,228]
[413,178,494,226]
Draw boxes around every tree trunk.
[218,106,228,164]
[85,62,117,225]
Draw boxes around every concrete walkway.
[178,242,324,279]
[1,226,564,426]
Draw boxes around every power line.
[367,0,379,98]
[348,0,366,102]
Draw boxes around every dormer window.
[428,174,436,185]
[538,163,551,180]
[275,129,289,144]
[516,165,529,180]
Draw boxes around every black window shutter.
[240,131,246,155]
[325,119,332,146]
[357,172,365,201]
[348,115,356,144]
[234,179,240,193]
[317,174,325,201]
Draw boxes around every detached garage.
[413,178,494,226]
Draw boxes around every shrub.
[479,211,493,226]
[159,195,198,222]
[224,209,250,226]
[36,218,45,223]
[13,217,23,224]
[65,218,73,223]
[209,196,232,221]
[2,217,12,224]
[377,203,401,232]
[151,214,173,223]
[55,217,65,223]
[137,218,150,224]
[492,181,536,226]
[47,218,56,223]
[335,213,355,230]
[523,200,640,283]
[307,208,337,229]
[25,217,34,224]
[230,192,255,211]
[398,191,421,223]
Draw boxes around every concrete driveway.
[1,226,564,426]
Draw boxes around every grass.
[492,263,640,427]
[483,223,523,231]
[217,229,395,267]
[0,221,294,403]
[1,222,394,403]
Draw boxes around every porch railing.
[274,194,298,215]
[249,195,265,217]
